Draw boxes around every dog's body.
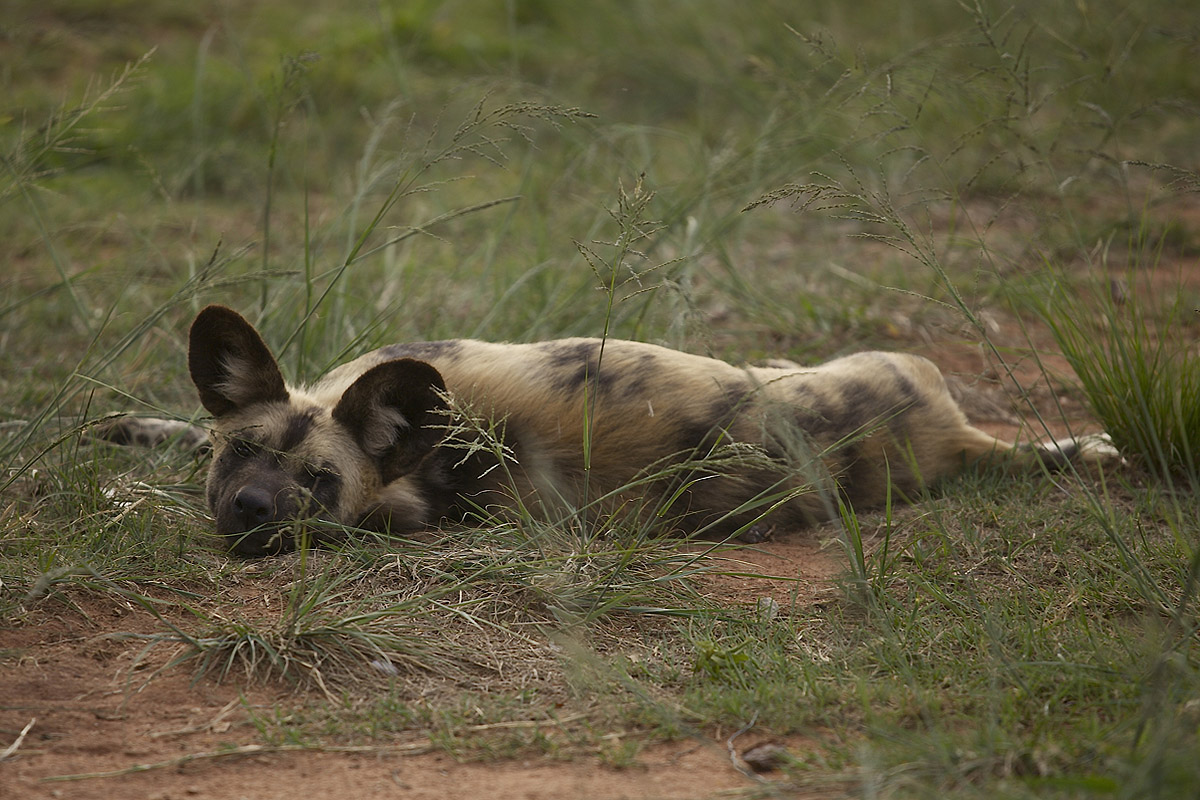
[103,306,1115,555]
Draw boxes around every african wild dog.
[102,305,1116,556]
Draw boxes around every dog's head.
[188,305,447,555]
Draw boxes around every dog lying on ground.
[98,305,1116,556]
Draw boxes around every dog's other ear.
[332,359,449,483]
[188,305,289,417]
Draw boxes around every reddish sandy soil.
[0,536,845,800]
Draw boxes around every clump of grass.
[129,540,486,694]
[1041,267,1200,488]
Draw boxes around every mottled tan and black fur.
[107,305,1116,556]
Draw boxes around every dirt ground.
[0,535,846,800]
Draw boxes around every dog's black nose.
[232,485,276,529]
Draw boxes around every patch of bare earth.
[0,534,840,800]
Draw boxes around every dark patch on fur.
[377,340,464,362]
[790,386,845,437]
[542,340,597,370]
[833,442,873,505]
[300,461,342,512]
[205,466,223,518]
[543,341,618,396]
[278,411,315,453]
[869,355,925,426]
[794,376,918,445]
[615,351,657,397]
[674,382,752,455]
[674,418,724,458]
[837,379,875,425]
[410,444,505,525]
[1025,441,1076,471]
[884,363,921,408]
[207,444,246,503]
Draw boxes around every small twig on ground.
[40,742,434,783]
[726,711,766,783]
[461,711,589,732]
[44,713,591,783]
[148,696,244,739]
[0,718,35,762]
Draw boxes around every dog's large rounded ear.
[332,359,449,483]
[188,305,288,417]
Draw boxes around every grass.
[1042,269,1200,487]
[3,0,1200,796]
